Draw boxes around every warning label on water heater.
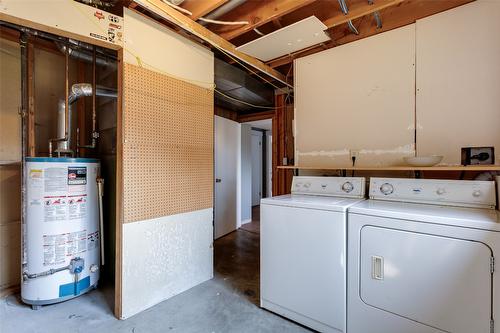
[42,230,87,266]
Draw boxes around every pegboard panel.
[123,64,214,223]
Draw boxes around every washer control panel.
[369,177,496,209]
[292,176,365,198]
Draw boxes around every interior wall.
[416,0,500,165]
[251,130,263,206]
[119,8,214,319]
[0,37,21,295]
[240,124,252,223]
[294,25,416,168]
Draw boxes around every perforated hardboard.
[123,64,214,223]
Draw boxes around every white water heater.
[22,157,101,308]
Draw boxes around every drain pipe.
[337,0,359,35]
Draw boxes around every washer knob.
[380,183,394,195]
[342,182,354,193]
[436,188,446,195]
[472,190,482,198]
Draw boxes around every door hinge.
[491,257,495,274]
[490,319,494,333]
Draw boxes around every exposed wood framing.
[209,0,317,41]
[322,0,403,28]
[114,49,124,319]
[272,94,294,196]
[181,0,229,20]
[238,110,274,123]
[267,0,473,68]
[27,40,35,157]
[132,0,290,87]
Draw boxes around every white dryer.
[347,177,500,333]
[261,176,366,333]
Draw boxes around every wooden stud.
[238,110,274,123]
[114,48,124,320]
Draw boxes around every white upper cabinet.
[416,0,500,165]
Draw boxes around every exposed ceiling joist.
[181,0,229,20]
[210,0,317,41]
[266,0,473,68]
[132,0,291,87]
[323,0,403,29]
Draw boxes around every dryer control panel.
[292,176,365,198]
[369,178,496,209]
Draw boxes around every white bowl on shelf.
[404,156,443,167]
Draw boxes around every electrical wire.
[198,17,249,25]
[160,0,193,16]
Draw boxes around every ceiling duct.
[215,58,274,113]
[200,0,247,25]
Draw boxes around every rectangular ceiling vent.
[236,16,331,62]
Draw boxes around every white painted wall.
[251,131,263,206]
[239,125,252,224]
[294,25,416,167]
[416,0,500,165]
[214,116,239,238]
[121,8,214,319]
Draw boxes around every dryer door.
[360,226,492,333]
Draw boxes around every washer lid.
[349,200,500,231]
[261,194,365,212]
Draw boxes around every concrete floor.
[0,226,311,333]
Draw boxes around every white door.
[360,226,492,333]
[214,116,239,239]
[251,131,262,206]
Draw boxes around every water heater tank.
[22,157,101,308]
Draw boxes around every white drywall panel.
[416,0,500,165]
[122,208,213,318]
[236,16,330,62]
[123,8,214,89]
[295,25,416,167]
[0,0,123,49]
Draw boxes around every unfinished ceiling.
[110,1,473,75]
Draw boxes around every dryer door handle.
[371,255,384,280]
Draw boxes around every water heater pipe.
[97,178,105,266]
[49,47,71,157]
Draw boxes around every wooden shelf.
[277,165,500,171]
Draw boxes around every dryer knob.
[472,190,482,198]
[380,183,394,195]
[342,182,354,193]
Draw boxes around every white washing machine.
[347,177,500,333]
[261,176,366,333]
